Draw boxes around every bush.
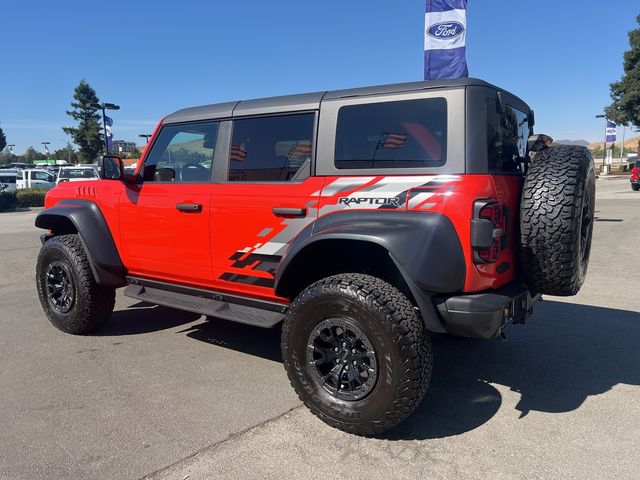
[16,188,47,208]
[0,190,17,211]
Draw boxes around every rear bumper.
[434,281,539,339]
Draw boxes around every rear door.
[119,121,220,286]
[211,113,324,300]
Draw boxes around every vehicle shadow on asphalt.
[180,318,283,363]
[98,299,640,441]
[96,302,202,336]
[385,300,640,440]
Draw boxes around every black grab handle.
[272,207,306,218]
[176,203,203,213]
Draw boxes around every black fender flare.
[35,199,126,287]
[274,211,466,333]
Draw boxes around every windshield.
[59,168,97,179]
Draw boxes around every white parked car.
[56,166,99,184]
[16,169,57,190]
[0,169,18,192]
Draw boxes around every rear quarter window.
[487,99,529,175]
[334,98,447,169]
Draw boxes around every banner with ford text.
[105,115,114,150]
[424,0,468,80]
[606,120,617,142]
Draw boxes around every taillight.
[632,168,640,180]
[471,200,506,264]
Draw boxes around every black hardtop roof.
[163,77,512,124]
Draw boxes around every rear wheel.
[632,183,640,191]
[282,273,432,436]
[36,234,115,334]
[520,145,595,296]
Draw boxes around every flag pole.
[619,125,626,167]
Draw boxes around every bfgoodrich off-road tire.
[520,145,595,296]
[36,234,116,334]
[281,273,432,436]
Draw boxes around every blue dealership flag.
[105,115,114,150]
[606,120,617,142]
[424,0,468,80]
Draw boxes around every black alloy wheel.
[306,318,378,401]
[45,261,76,313]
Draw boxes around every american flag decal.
[379,132,408,150]
[288,140,312,159]
[230,143,248,161]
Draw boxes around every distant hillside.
[589,135,639,151]
[554,139,590,147]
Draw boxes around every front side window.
[143,121,219,182]
[33,171,54,182]
[228,113,315,182]
[487,100,529,174]
[334,98,447,169]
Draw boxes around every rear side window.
[228,113,315,182]
[0,174,16,183]
[487,99,529,174]
[334,98,447,169]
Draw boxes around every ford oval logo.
[427,21,464,39]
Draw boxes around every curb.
[0,206,45,214]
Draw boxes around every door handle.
[176,203,202,213]
[272,207,307,218]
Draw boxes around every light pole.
[41,142,51,161]
[619,124,626,167]
[138,133,152,145]
[94,102,120,155]
[595,115,607,174]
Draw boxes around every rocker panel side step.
[123,279,285,328]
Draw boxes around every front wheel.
[632,183,640,191]
[281,273,432,436]
[36,234,115,334]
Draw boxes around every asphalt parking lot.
[1,177,639,480]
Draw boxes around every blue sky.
[1,0,638,154]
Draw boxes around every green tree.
[605,14,640,151]
[0,125,6,152]
[22,147,47,163]
[62,80,103,163]
[52,143,79,164]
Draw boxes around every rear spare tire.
[520,145,595,296]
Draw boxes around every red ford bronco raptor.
[35,78,595,436]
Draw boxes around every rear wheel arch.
[275,238,445,333]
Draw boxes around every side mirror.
[527,134,554,153]
[99,155,123,180]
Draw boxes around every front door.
[119,120,220,287]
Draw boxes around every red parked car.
[34,78,595,435]
[631,160,640,191]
